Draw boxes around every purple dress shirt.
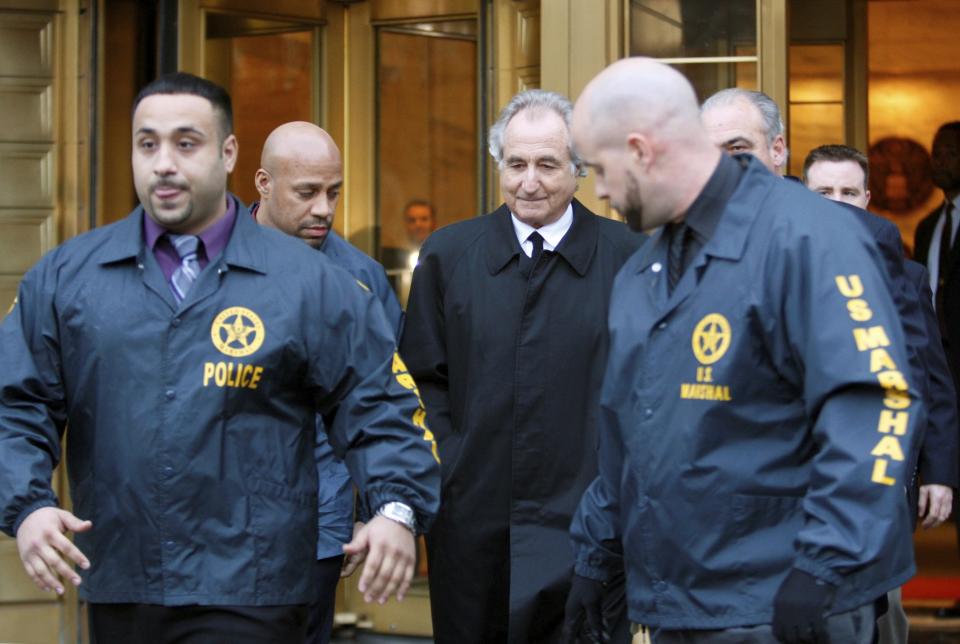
[142,197,237,284]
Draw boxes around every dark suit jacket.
[915,202,960,374]
[903,261,959,518]
[913,203,960,505]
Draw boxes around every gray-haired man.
[400,89,644,643]
[701,88,788,176]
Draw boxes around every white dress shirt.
[926,194,960,298]
[510,203,574,257]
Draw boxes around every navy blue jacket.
[571,157,921,629]
[314,229,404,558]
[838,205,958,492]
[322,229,403,338]
[0,199,439,605]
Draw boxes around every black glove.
[562,574,606,644]
[772,568,837,644]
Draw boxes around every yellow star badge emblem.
[691,313,731,365]
[211,307,265,357]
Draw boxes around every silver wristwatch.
[376,501,417,534]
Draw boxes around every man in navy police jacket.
[0,73,438,642]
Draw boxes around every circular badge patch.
[210,307,265,357]
[691,313,731,365]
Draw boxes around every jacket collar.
[97,195,266,274]
[319,229,345,259]
[485,198,598,276]
[634,155,770,274]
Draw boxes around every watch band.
[376,501,417,534]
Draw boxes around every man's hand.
[562,574,605,644]
[340,521,366,577]
[772,569,835,644]
[918,484,953,529]
[342,515,415,604]
[16,507,92,595]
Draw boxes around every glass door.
[375,19,480,306]
[201,11,321,205]
[628,0,759,100]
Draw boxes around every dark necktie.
[169,234,201,302]
[667,223,691,294]
[528,231,544,265]
[936,202,955,335]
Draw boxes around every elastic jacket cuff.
[792,557,843,587]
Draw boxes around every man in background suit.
[913,121,960,618]
[380,200,437,306]
[802,143,957,644]
[915,122,960,376]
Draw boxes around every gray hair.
[701,88,784,145]
[488,89,586,177]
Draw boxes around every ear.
[864,189,872,206]
[770,135,787,173]
[626,132,653,170]
[255,168,271,198]
[222,134,239,173]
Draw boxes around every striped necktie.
[168,234,201,302]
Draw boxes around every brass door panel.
[198,0,325,20]
[0,80,53,142]
[0,1,89,641]
[0,276,19,315]
[0,539,51,603]
[0,213,55,274]
[0,12,54,78]
[0,3,60,632]
[371,0,478,22]
[0,144,54,207]
[0,603,62,643]
[0,12,55,310]
[494,0,539,110]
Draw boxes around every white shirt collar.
[510,203,574,257]
[926,194,960,296]
[941,194,960,238]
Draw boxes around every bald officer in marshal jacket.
[566,59,920,644]
[400,89,645,643]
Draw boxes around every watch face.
[380,502,416,531]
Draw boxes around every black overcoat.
[400,200,644,643]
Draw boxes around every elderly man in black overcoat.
[400,89,644,643]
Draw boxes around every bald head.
[260,121,340,171]
[576,58,702,148]
[255,122,344,248]
[572,57,721,232]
